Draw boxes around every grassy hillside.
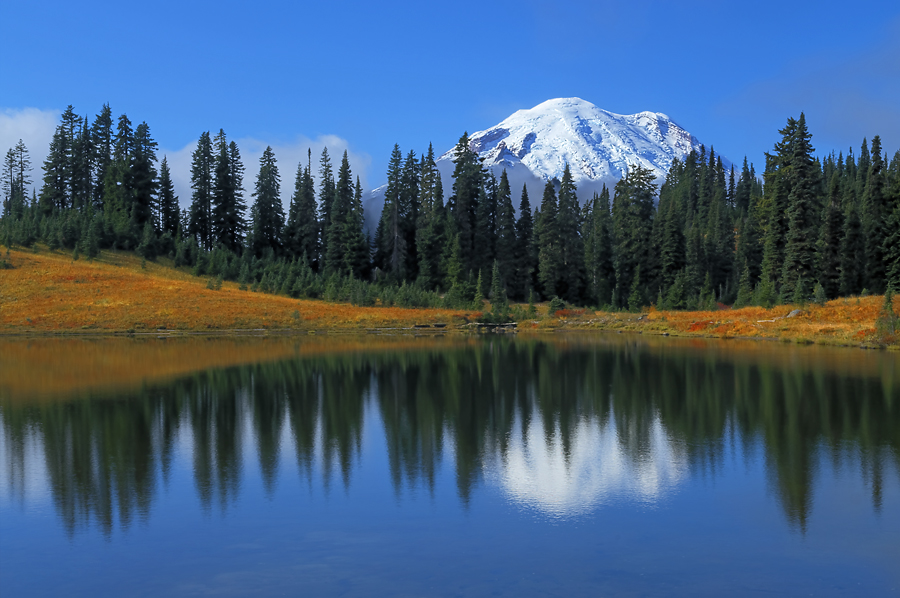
[0,247,470,332]
[1,246,897,348]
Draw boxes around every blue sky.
[2,0,898,202]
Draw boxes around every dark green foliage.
[536,180,561,298]
[862,136,888,293]
[376,145,408,280]
[612,165,657,309]
[816,173,843,298]
[627,264,644,312]
[324,152,368,279]
[284,153,319,268]
[780,114,819,300]
[157,157,179,236]
[188,132,214,250]
[489,259,509,318]
[556,165,585,303]
[211,131,247,253]
[249,147,284,256]
[514,184,537,300]
[416,144,445,290]
[447,133,482,274]
[839,199,866,296]
[548,295,565,315]
[583,186,614,307]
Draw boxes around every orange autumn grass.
[543,295,898,348]
[0,247,471,333]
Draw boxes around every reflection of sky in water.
[485,412,686,518]
[0,423,50,508]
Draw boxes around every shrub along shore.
[1,247,897,349]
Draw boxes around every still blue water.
[1,335,898,596]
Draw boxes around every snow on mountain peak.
[439,97,706,187]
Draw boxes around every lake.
[1,334,898,597]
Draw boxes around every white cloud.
[0,108,60,193]
[159,134,372,214]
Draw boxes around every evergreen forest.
[3,105,899,314]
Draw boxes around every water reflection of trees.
[1,337,897,534]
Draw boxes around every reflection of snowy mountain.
[484,412,687,518]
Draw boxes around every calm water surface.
[1,334,898,597]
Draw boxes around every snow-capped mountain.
[364,97,720,231]
[439,97,705,188]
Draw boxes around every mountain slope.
[364,97,723,231]
[440,97,705,187]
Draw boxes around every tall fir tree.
[157,156,179,235]
[91,104,113,210]
[317,148,335,263]
[376,144,407,280]
[514,184,537,300]
[284,156,318,265]
[556,164,585,303]
[188,131,214,250]
[816,172,843,299]
[249,146,284,256]
[447,132,482,274]
[612,165,657,308]
[583,186,615,306]
[493,170,517,293]
[416,143,445,289]
[862,135,888,292]
[211,130,247,252]
[536,180,561,299]
[131,122,158,232]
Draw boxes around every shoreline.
[1,246,897,351]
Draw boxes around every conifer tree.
[556,164,585,303]
[377,144,407,280]
[102,114,136,247]
[317,148,335,262]
[91,104,113,210]
[816,173,843,299]
[862,135,888,293]
[188,132,214,249]
[324,150,355,275]
[514,184,537,300]
[416,144,445,289]
[70,115,93,212]
[210,131,247,252]
[657,191,685,292]
[347,176,370,278]
[780,113,819,299]
[284,152,318,267]
[447,132,482,273]
[39,124,70,214]
[131,122,158,231]
[157,157,179,236]
[473,179,496,277]
[489,259,508,317]
[583,186,614,306]
[839,196,866,296]
[493,170,517,293]
[250,146,283,256]
[536,180,561,298]
[612,165,657,308]
[400,149,420,279]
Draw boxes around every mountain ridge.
[364,97,724,231]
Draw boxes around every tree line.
[2,104,899,311]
